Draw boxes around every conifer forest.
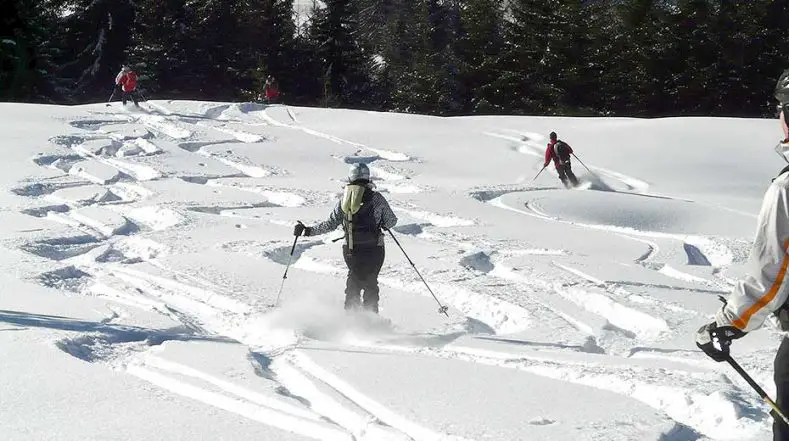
[3,0,789,117]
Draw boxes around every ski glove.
[695,321,745,362]
[293,222,311,237]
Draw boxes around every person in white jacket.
[696,68,789,439]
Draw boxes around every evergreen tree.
[187,0,244,100]
[708,0,750,115]
[237,0,298,101]
[1,0,57,101]
[51,0,135,102]
[308,0,376,108]
[358,0,402,53]
[501,0,560,113]
[5,0,789,118]
[426,0,464,114]
[456,0,505,113]
[129,0,191,99]
[745,0,789,116]
[664,0,716,115]
[386,0,450,114]
[132,0,248,101]
[546,1,590,114]
[598,0,668,116]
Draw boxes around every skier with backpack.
[293,163,398,313]
[112,66,140,107]
[695,67,789,439]
[544,132,579,188]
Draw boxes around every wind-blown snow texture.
[0,100,784,440]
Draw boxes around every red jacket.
[265,83,279,99]
[544,140,573,168]
[116,71,138,92]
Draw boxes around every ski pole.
[275,223,302,306]
[726,354,789,428]
[531,165,547,183]
[571,153,597,178]
[387,229,449,317]
[106,87,117,106]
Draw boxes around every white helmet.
[776,69,789,159]
[348,163,370,182]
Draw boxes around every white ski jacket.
[717,168,789,332]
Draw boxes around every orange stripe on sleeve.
[732,238,789,330]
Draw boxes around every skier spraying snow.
[113,66,140,107]
[695,68,789,438]
[293,163,398,313]
[544,132,579,188]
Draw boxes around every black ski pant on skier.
[342,244,385,313]
[117,85,139,107]
[123,91,140,107]
[775,338,789,440]
[557,163,578,188]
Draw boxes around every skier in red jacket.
[544,132,579,188]
[114,66,140,107]
[264,76,279,104]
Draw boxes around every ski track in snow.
[472,188,736,329]
[197,121,264,143]
[127,362,353,441]
[425,346,761,440]
[485,130,651,192]
[282,351,472,441]
[485,189,736,272]
[260,108,420,192]
[15,104,464,440]
[392,207,475,228]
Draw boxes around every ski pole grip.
[289,223,301,254]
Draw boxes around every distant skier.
[293,163,397,313]
[114,66,140,107]
[264,76,279,104]
[544,132,579,188]
[695,67,789,441]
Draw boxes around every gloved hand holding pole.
[275,222,302,306]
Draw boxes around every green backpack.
[341,184,377,250]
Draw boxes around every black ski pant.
[775,338,789,440]
[556,163,578,187]
[342,244,385,313]
[122,90,140,106]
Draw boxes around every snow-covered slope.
[0,100,783,440]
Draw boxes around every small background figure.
[114,66,140,107]
[264,76,280,104]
